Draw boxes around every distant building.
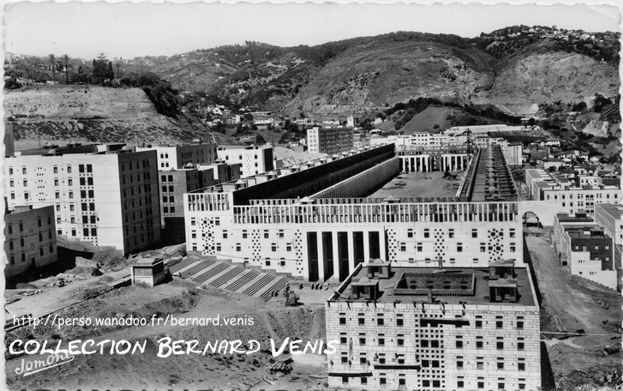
[136,143,217,171]
[552,213,617,290]
[5,120,15,157]
[594,203,623,246]
[524,168,620,215]
[445,124,537,136]
[6,146,161,254]
[325,260,541,390]
[307,127,354,154]
[5,204,57,279]
[217,145,275,178]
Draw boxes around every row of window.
[338,314,525,329]
[339,375,527,390]
[7,244,55,265]
[407,228,516,239]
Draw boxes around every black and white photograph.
[2,1,622,390]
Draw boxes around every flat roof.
[333,266,535,306]
[466,146,518,201]
[369,171,461,200]
[597,203,623,219]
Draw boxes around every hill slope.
[5,86,217,145]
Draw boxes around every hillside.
[6,26,620,122]
[118,27,619,117]
[5,85,220,145]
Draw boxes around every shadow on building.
[541,341,556,391]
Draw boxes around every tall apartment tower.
[5,147,161,254]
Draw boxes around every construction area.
[4,244,334,390]
[525,228,622,390]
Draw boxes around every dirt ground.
[5,276,329,391]
[370,171,462,199]
[525,230,622,390]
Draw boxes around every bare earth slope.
[480,51,619,115]
[284,40,495,116]
[5,85,209,145]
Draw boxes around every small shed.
[131,257,166,287]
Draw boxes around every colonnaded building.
[183,143,524,282]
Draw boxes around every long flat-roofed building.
[5,145,161,254]
[184,144,523,281]
[325,260,541,390]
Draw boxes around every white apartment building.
[136,143,217,171]
[594,203,623,245]
[326,261,541,391]
[552,213,617,290]
[525,168,620,216]
[217,145,275,178]
[445,124,537,136]
[5,148,161,254]
[307,127,354,155]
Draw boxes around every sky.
[4,2,621,59]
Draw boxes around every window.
[358,314,365,325]
[424,229,430,238]
[457,356,464,369]
[377,314,384,326]
[448,228,454,238]
[263,230,269,239]
[517,337,525,351]
[338,314,346,325]
[358,333,366,345]
[496,337,504,350]
[456,336,463,348]
[457,242,463,252]
[476,336,483,349]
[457,380,464,388]
[518,358,526,371]
[378,334,385,346]
[400,242,406,252]
[516,316,524,329]
[510,243,516,253]
[407,229,413,238]
[476,357,484,369]
[480,242,486,252]
[396,334,404,346]
[417,242,423,252]
[472,228,478,238]
[396,314,404,326]
[497,358,504,369]
[496,316,503,329]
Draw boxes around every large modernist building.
[4,204,57,279]
[325,260,541,391]
[307,127,354,155]
[184,143,522,282]
[5,145,161,254]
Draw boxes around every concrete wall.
[312,157,400,199]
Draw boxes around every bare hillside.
[5,86,214,145]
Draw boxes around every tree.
[48,54,56,81]
[63,54,69,83]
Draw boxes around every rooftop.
[369,171,461,200]
[597,203,623,220]
[331,264,535,306]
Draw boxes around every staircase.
[167,255,291,301]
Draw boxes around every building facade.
[217,145,275,178]
[5,148,161,254]
[184,145,524,282]
[307,127,354,155]
[5,205,57,279]
[325,261,541,391]
[136,143,217,171]
[552,213,617,290]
